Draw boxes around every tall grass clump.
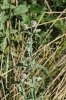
[0,0,66,100]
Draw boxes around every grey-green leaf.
[11,52,18,57]
[6,29,18,35]
[33,64,49,76]
[1,5,16,9]
[14,4,28,15]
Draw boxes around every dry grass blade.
[45,66,66,100]
[44,0,52,12]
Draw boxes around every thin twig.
[1,78,7,100]
[28,17,66,29]
[42,11,66,14]
[44,0,52,12]
[46,8,66,34]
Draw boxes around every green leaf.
[31,88,36,100]
[30,4,43,14]
[19,85,22,93]
[25,81,39,88]
[6,29,18,35]
[9,29,18,33]
[36,15,45,22]
[0,13,7,30]
[14,4,28,15]
[55,20,64,29]
[1,4,16,9]
[0,13,7,22]
[21,14,31,25]
[13,81,20,84]
[62,0,66,3]
[33,64,49,76]
[0,22,4,30]
[11,52,18,57]
[19,84,27,100]
[16,63,28,68]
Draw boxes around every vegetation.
[0,0,66,100]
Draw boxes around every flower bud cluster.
[23,20,41,33]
